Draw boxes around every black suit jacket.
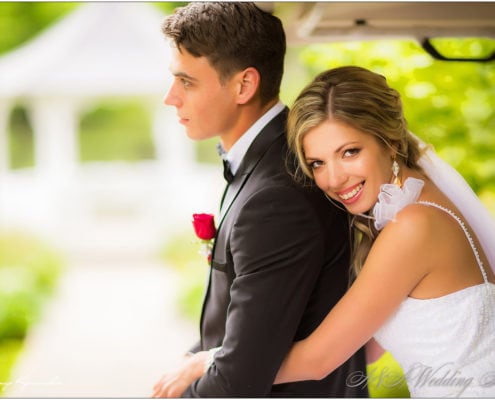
[184,109,367,397]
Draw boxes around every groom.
[154,2,367,397]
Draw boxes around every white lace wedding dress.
[372,178,495,397]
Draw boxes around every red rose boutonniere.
[192,213,216,264]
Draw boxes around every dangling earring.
[392,159,402,187]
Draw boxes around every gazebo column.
[30,98,79,187]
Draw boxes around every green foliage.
[0,231,63,393]
[0,231,63,340]
[0,232,62,337]
[0,266,43,339]
[0,2,184,56]
[428,37,495,60]
[195,137,221,164]
[8,105,35,169]
[159,231,208,321]
[153,2,188,15]
[0,2,79,55]
[0,232,63,296]
[79,101,155,162]
[0,339,23,395]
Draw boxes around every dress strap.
[417,201,489,283]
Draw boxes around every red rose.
[192,213,216,240]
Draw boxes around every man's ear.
[236,67,260,105]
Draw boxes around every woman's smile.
[336,182,364,203]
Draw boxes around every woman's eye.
[308,160,323,170]
[343,148,360,157]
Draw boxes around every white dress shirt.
[220,101,285,176]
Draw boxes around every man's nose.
[163,83,180,107]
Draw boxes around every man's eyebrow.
[172,71,197,81]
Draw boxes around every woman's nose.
[326,163,347,190]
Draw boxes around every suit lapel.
[218,108,288,224]
[200,109,288,348]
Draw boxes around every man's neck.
[220,98,280,151]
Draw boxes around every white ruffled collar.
[372,177,425,230]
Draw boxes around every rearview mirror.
[422,37,495,62]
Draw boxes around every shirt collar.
[221,101,285,175]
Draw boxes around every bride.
[153,66,495,398]
[273,66,495,397]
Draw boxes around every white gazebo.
[0,3,224,257]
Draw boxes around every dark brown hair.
[162,2,286,105]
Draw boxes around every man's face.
[164,46,240,142]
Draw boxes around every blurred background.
[0,2,493,397]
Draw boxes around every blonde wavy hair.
[287,66,426,278]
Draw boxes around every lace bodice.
[372,179,495,397]
[374,282,495,397]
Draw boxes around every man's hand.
[152,351,209,398]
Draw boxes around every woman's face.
[303,119,394,215]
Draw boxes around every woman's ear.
[236,67,260,104]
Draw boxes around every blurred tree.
[0,2,79,55]
[0,2,184,55]
[154,2,187,14]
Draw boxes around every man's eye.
[180,79,191,87]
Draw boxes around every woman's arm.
[275,205,435,383]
